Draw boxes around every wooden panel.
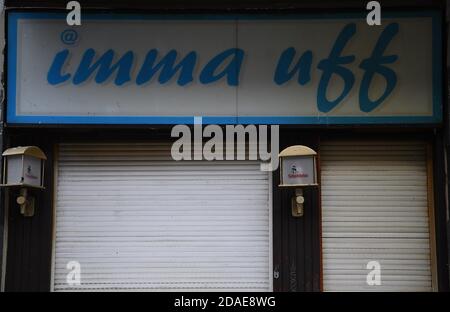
[4,138,54,291]
[272,131,320,292]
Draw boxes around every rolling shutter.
[321,141,434,291]
[53,143,272,291]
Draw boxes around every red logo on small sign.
[289,164,308,178]
[288,173,308,178]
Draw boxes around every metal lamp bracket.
[17,188,35,217]
[292,188,304,217]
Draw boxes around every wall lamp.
[278,145,318,217]
[1,146,47,217]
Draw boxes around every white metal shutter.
[321,141,433,291]
[53,143,272,291]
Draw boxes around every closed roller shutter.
[53,143,272,291]
[321,141,434,291]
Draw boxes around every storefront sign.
[7,12,442,124]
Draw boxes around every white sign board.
[281,157,316,186]
[7,12,442,125]
[5,155,42,187]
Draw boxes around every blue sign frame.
[6,11,443,125]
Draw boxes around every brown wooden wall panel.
[432,132,450,291]
[272,130,321,291]
[4,135,54,291]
